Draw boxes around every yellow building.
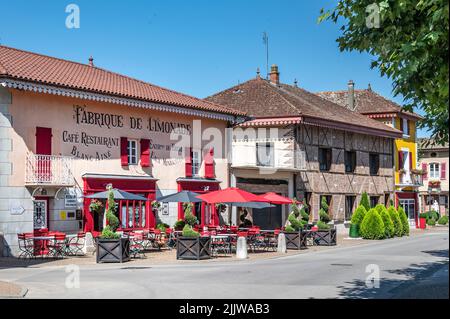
[318,82,422,227]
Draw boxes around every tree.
[319,0,449,144]
[388,206,403,237]
[360,192,371,211]
[398,206,410,236]
[360,208,385,240]
[376,204,395,238]
[351,205,367,226]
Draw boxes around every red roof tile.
[0,45,244,117]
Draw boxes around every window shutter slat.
[120,137,128,166]
[140,139,150,168]
[422,163,428,179]
[398,151,404,169]
[205,148,215,179]
[441,163,446,180]
[185,147,192,178]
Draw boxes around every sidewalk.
[0,226,447,270]
[0,281,27,298]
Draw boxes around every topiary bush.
[319,197,331,223]
[360,208,385,240]
[438,215,449,225]
[427,218,436,226]
[285,202,305,232]
[181,224,200,237]
[397,206,410,236]
[101,186,121,239]
[388,206,403,237]
[183,203,198,226]
[317,220,331,230]
[360,192,371,211]
[351,205,367,226]
[378,205,395,238]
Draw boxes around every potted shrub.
[349,205,366,238]
[388,206,403,237]
[437,215,449,226]
[176,203,211,260]
[418,213,428,229]
[283,201,308,250]
[173,219,186,231]
[313,197,336,246]
[375,204,395,238]
[96,187,130,263]
[360,208,385,240]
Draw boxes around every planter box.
[96,237,130,263]
[176,237,211,260]
[283,231,307,250]
[313,229,337,246]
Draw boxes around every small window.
[256,142,274,167]
[370,196,380,208]
[429,163,440,179]
[369,153,380,175]
[430,152,437,158]
[345,151,357,173]
[401,118,409,136]
[192,150,201,177]
[319,148,332,171]
[345,196,356,221]
[127,140,138,165]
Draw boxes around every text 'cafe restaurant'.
[0,45,245,256]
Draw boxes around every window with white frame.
[192,150,201,177]
[127,139,138,165]
[402,118,410,136]
[429,163,440,179]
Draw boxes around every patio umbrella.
[196,187,268,204]
[258,192,294,229]
[85,189,148,201]
[226,202,275,209]
[157,191,203,203]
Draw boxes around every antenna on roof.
[262,32,269,79]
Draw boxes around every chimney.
[347,80,355,111]
[88,56,94,67]
[256,67,261,79]
[269,64,280,85]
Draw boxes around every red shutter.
[205,148,215,179]
[120,137,128,166]
[398,151,404,169]
[35,127,52,155]
[185,147,192,178]
[441,163,446,180]
[140,139,150,168]
[422,163,428,179]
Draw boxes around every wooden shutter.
[398,151,404,169]
[120,137,128,166]
[204,148,215,179]
[441,163,447,180]
[185,147,192,178]
[35,127,52,155]
[140,139,150,168]
[422,163,428,179]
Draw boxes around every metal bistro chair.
[17,233,34,259]
[211,235,232,257]
[66,232,86,256]
[129,232,146,259]
[47,233,67,258]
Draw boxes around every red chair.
[17,233,34,258]
[237,231,248,238]
[67,232,86,256]
[48,233,67,258]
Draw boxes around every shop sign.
[65,194,78,208]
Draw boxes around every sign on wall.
[65,194,78,208]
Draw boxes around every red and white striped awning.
[238,116,302,127]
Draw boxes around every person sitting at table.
[239,209,253,228]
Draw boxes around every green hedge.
[360,208,385,240]
[398,206,410,236]
[388,206,403,237]
[360,192,371,211]
[376,205,395,238]
[351,205,367,226]
[438,215,449,225]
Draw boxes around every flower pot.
[283,231,308,250]
[349,224,360,238]
[176,236,211,260]
[96,237,130,263]
[419,217,427,229]
[313,228,337,246]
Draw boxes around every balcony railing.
[231,144,306,170]
[399,171,423,187]
[25,154,75,186]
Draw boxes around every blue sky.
[0,0,429,137]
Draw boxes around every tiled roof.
[239,116,302,127]
[317,89,422,120]
[0,45,244,117]
[206,78,402,137]
[418,138,449,150]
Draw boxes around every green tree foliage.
[360,208,385,240]
[101,187,120,239]
[388,206,403,237]
[376,205,395,238]
[183,203,198,227]
[397,206,410,236]
[438,215,449,225]
[319,197,331,223]
[182,224,200,238]
[319,0,449,144]
[360,192,371,211]
[351,205,367,225]
[286,203,306,232]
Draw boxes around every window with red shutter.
[120,137,128,166]
[185,147,192,178]
[140,139,150,168]
[398,151,404,169]
[205,148,215,179]
[441,163,447,180]
[422,163,428,179]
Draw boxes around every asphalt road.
[0,232,448,299]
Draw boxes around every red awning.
[196,187,266,204]
[258,192,293,205]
